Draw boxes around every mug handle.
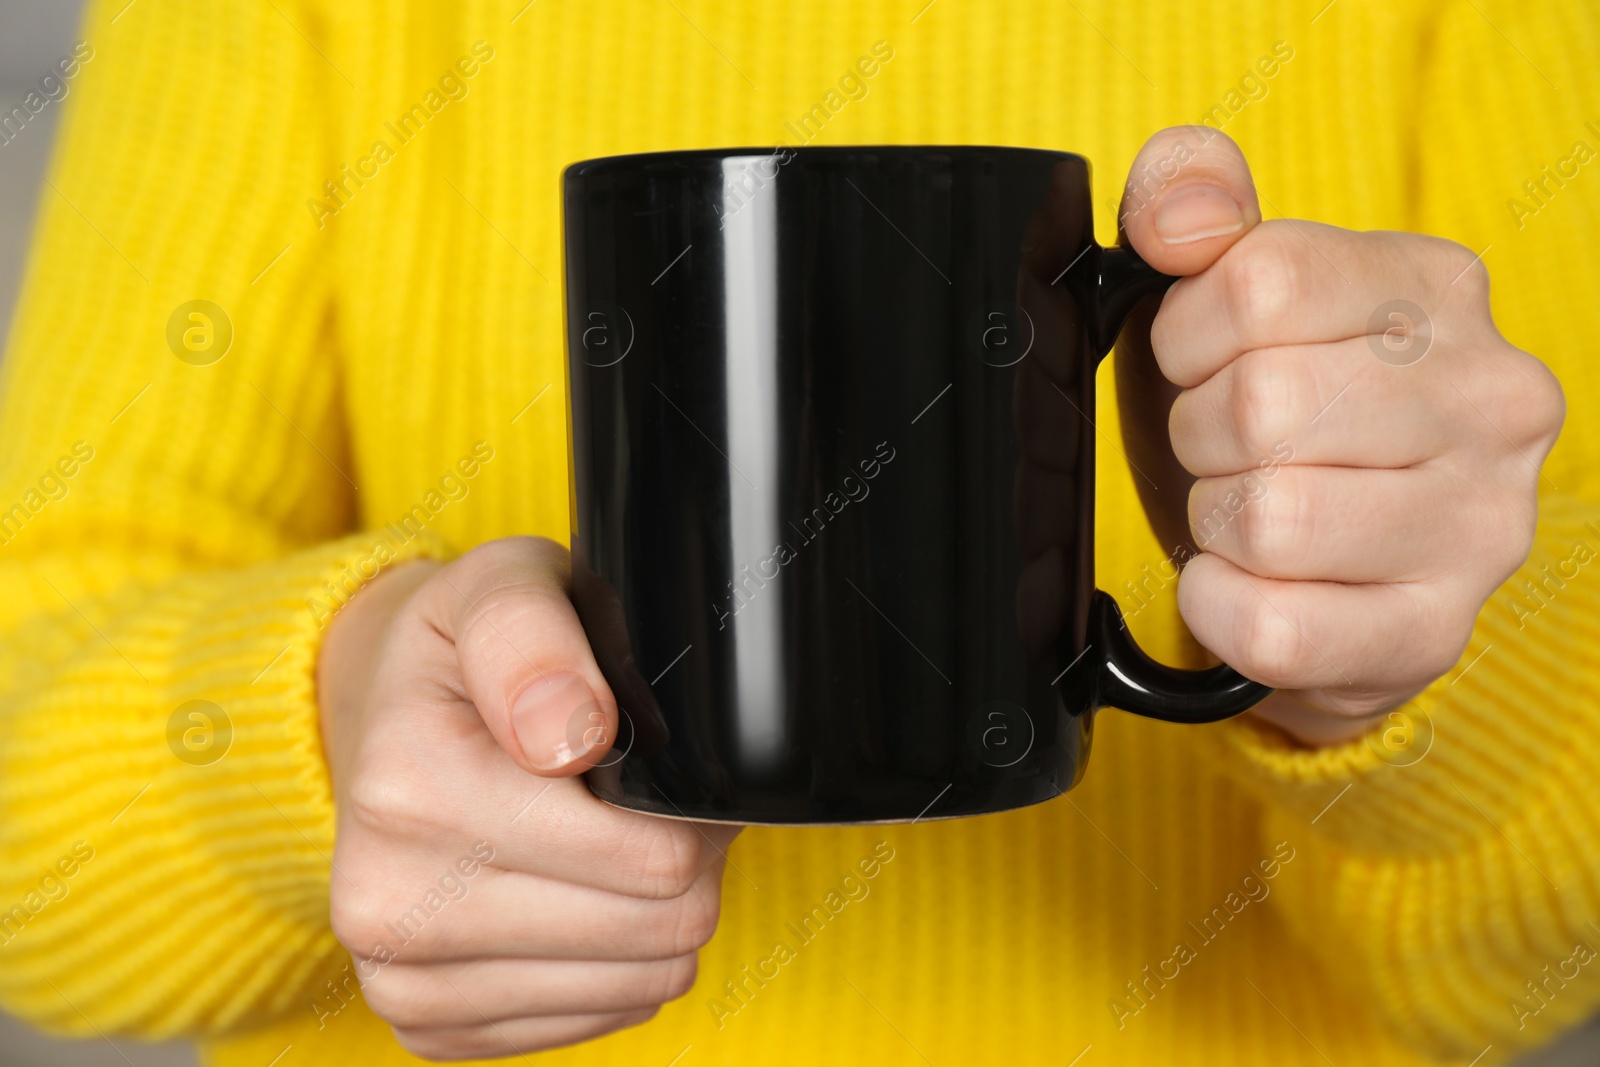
[1084,244,1273,724]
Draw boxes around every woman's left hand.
[1113,126,1565,746]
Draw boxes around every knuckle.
[1238,595,1313,687]
[1228,349,1297,458]
[622,1005,663,1030]
[1223,227,1301,348]
[389,1029,441,1061]
[1166,390,1205,473]
[1484,496,1538,584]
[451,535,532,579]
[442,540,568,634]
[668,884,723,956]
[1500,351,1567,447]
[655,954,701,1003]
[1532,359,1567,431]
[459,583,543,645]
[1450,463,1538,589]
[1188,483,1228,548]
[329,885,387,954]
[1148,296,1186,378]
[1458,351,1514,432]
[345,767,438,839]
[392,1027,477,1063]
[452,535,567,587]
[626,823,703,900]
[1433,237,1489,298]
[1317,691,1395,721]
[1234,476,1310,573]
[1415,594,1477,682]
[360,972,428,1028]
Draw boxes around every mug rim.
[563,143,1088,179]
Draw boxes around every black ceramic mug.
[562,145,1270,825]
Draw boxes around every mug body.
[564,145,1104,824]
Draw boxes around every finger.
[366,954,699,1028]
[1118,125,1263,276]
[394,1008,659,1061]
[381,859,727,963]
[421,537,618,776]
[1152,224,1487,387]
[1188,466,1459,584]
[1168,338,1460,475]
[337,717,744,899]
[1176,553,1473,702]
[487,776,744,898]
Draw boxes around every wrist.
[316,558,439,781]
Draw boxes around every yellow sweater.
[2,1,1598,1064]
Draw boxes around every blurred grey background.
[1,1,1597,1065]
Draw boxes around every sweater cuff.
[184,527,456,923]
[0,527,451,1034]
[1205,498,1600,857]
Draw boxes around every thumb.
[1118,126,1263,277]
[426,537,619,777]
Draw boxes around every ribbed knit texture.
[1,1,1596,1065]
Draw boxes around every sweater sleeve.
[0,0,448,1037]
[1205,2,1600,1057]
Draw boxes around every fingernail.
[511,672,598,771]
[1154,184,1245,245]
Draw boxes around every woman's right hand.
[316,537,739,1060]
